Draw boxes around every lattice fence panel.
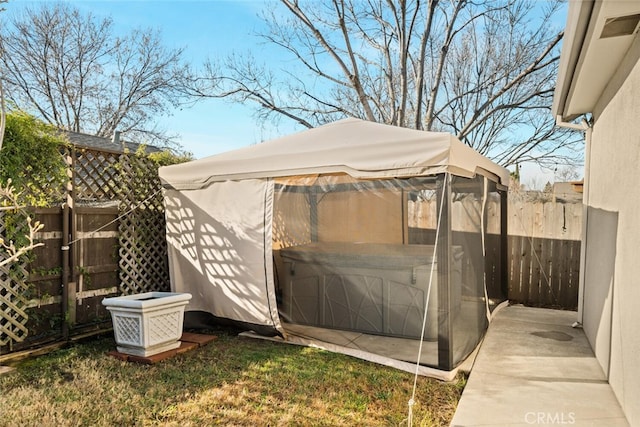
[0,212,32,346]
[16,147,69,207]
[118,153,170,295]
[74,148,122,204]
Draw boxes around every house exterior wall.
[586,33,640,426]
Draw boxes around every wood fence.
[508,235,580,309]
[0,147,170,356]
[17,207,120,348]
[507,197,582,309]
[410,196,582,310]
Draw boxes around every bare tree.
[553,165,581,182]
[0,0,6,152]
[0,2,191,147]
[189,0,581,168]
[0,74,6,152]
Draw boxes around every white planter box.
[102,292,192,357]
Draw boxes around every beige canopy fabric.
[163,179,280,331]
[159,118,509,190]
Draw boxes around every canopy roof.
[160,118,509,190]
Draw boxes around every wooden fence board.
[557,240,568,308]
[547,239,558,305]
[508,235,521,301]
[530,238,541,305]
[520,237,533,304]
[556,239,568,307]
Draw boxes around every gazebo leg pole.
[437,174,453,371]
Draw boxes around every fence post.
[62,148,72,340]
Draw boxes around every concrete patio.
[451,305,629,426]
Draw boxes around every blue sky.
[4,0,569,187]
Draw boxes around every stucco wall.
[587,32,640,426]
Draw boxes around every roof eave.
[552,0,595,121]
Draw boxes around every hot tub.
[277,242,461,340]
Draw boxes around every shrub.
[0,111,69,207]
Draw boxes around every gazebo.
[159,118,509,379]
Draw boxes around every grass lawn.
[0,327,465,426]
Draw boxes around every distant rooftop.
[62,130,162,154]
[553,180,584,203]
